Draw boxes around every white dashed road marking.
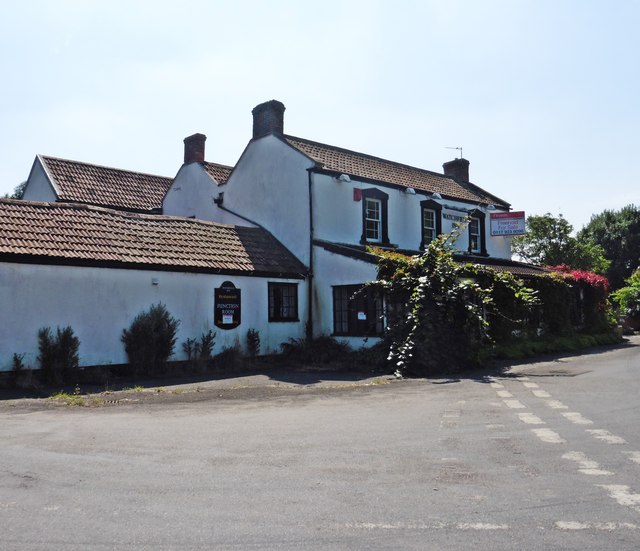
[546,400,569,410]
[490,382,504,389]
[561,412,594,425]
[496,390,513,398]
[518,412,545,425]
[522,382,539,389]
[598,485,640,513]
[532,428,566,444]
[504,399,526,409]
[457,523,508,530]
[625,451,640,465]
[555,521,638,531]
[532,389,552,398]
[587,430,627,445]
[345,522,509,531]
[562,451,613,476]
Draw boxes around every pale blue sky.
[1,0,638,231]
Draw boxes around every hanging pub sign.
[215,281,241,329]
[490,211,526,236]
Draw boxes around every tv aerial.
[446,146,463,159]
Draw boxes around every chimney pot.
[252,99,286,139]
[183,133,206,164]
[443,158,470,182]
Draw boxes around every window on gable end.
[420,199,442,249]
[360,188,389,246]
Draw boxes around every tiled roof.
[0,199,306,277]
[453,253,549,276]
[285,135,510,208]
[40,155,173,212]
[313,240,547,277]
[202,162,233,185]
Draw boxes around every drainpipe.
[307,169,314,341]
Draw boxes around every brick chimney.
[443,158,470,182]
[183,133,206,164]
[252,100,286,139]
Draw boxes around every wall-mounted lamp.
[151,278,159,286]
[336,174,351,183]
[404,187,416,195]
[487,204,496,210]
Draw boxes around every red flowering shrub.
[547,264,609,292]
[547,265,613,332]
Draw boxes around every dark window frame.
[360,188,389,246]
[420,199,443,249]
[467,209,487,255]
[332,284,384,337]
[268,282,299,322]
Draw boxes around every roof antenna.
[446,146,463,159]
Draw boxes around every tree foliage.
[577,204,640,290]
[2,181,27,200]
[512,213,609,274]
[612,269,640,319]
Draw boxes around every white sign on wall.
[490,211,526,236]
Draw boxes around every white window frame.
[422,208,437,245]
[469,217,481,253]
[365,197,382,243]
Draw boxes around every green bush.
[214,344,242,371]
[38,326,80,384]
[281,335,351,364]
[182,330,216,372]
[491,332,622,360]
[246,329,260,359]
[122,304,179,375]
[612,269,640,319]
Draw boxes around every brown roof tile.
[284,135,510,208]
[40,155,173,212]
[202,162,233,184]
[0,199,306,277]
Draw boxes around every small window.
[467,209,487,255]
[360,188,389,245]
[420,199,442,250]
[423,209,436,245]
[268,283,298,322]
[333,285,384,336]
[469,218,481,253]
[365,198,382,242]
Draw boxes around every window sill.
[268,318,300,323]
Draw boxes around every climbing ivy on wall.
[368,228,615,377]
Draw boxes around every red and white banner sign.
[490,211,526,236]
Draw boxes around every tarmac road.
[0,337,639,550]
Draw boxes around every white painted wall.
[162,163,219,220]
[0,262,307,371]
[312,246,380,348]
[223,136,314,266]
[311,173,513,259]
[162,164,250,226]
[22,158,57,202]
